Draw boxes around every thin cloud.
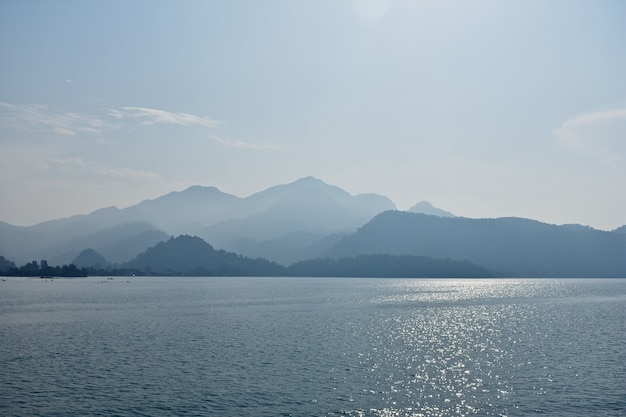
[52,157,162,181]
[0,102,104,136]
[556,108,626,133]
[209,134,277,150]
[113,106,221,128]
[1,102,266,152]
[555,108,626,168]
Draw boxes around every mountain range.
[1,177,624,277]
[325,211,626,277]
[1,235,495,278]
[0,177,394,265]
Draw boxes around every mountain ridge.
[1,178,623,276]
[0,177,395,265]
[324,210,626,277]
[75,234,499,278]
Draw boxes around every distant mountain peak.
[294,176,320,183]
[407,201,455,217]
[286,176,341,191]
[72,248,110,268]
[181,184,224,193]
[160,184,235,200]
[254,177,350,201]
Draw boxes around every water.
[1,277,624,416]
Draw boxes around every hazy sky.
[1,0,625,230]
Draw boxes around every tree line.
[1,253,495,278]
[0,258,142,277]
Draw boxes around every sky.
[1,0,625,230]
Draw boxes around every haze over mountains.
[1,177,624,277]
[0,177,394,265]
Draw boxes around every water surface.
[1,277,624,416]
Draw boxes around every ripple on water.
[0,278,624,416]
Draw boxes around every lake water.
[1,277,624,416]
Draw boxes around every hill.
[325,211,626,277]
[72,248,110,269]
[48,222,170,265]
[120,235,496,278]
[287,254,495,278]
[125,235,285,276]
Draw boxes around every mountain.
[56,222,167,259]
[218,231,346,267]
[0,177,394,265]
[0,216,168,266]
[5,178,621,276]
[119,235,494,278]
[119,185,242,232]
[325,211,626,277]
[0,186,236,264]
[94,228,170,264]
[110,176,392,240]
[614,225,626,234]
[72,248,110,268]
[199,177,395,261]
[125,235,285,276]
[0,221,39,264]
[408,201,455,217]
[45,222,169,266]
